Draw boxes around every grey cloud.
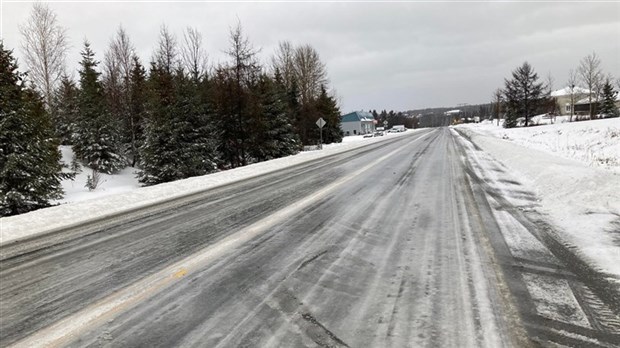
[2,1,619,112]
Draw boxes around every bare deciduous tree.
[271,41,296,89]
[293,44,328,105]
[271,42,328,105]
[226,22,260,87]
[545,72,557,123]
[20,3,68,107]
[181,27,208,81]
[102,26,137,159]
[154,25,179,73]
[104,26,135,87]
[578,52,603,119]
[567,69,578,122]
[492,88,503,126]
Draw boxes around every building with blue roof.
[340,111,376,136]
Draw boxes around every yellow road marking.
[174,268,188,278]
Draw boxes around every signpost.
[316,117,326,149]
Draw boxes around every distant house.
[340,111,376,136]
[550,87,589,116]
[574,94,620,116]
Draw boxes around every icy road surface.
[1,128,619,347]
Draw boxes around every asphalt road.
[1,128,619,347]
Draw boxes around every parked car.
[374,131,384,136]
[363,133,374,138]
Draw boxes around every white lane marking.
[10,131,433,348]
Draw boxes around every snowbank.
[0,130,418,245]
[462,118,620,172]
[454,120,620,279]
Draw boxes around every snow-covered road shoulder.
[0,131,418,246]
[452,122,620,282]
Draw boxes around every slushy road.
[2,128,618,347]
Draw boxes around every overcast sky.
[2,1,619,112]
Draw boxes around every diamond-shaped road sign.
[316,117,326,128]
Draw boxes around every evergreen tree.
[249,74,300,161]
[372,109,378,120]
[379,110,388,124]
[599,79,619,118]
[73,41,126,173]
[503,62,545,128]
[0,42,69,216]
[315,85,342,144]
[212,23,260,168]
[172,70,218,176]
[503,108,519,129]
[139,61,181,185]
[50,74,79,144]
[128,55,147,166]
[139,40,218,185]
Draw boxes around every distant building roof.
[575,96,607,105]
[445,109,461,115]
[551,86,589,97]
[341,111,375,123]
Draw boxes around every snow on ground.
[57,146,141,204]
[454,119,620,281]
[0,130,417,244]
[460,117,620,172]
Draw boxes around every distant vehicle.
[363,133,374,138]
[392,125,406,132]
[374,130,384,136]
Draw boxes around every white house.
[340,111,376,136]
[550,86,589,115]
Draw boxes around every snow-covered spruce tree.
[139,25,217,185]
[248,73,299,161]
[73,41,126,174]
[50,74,79,144]
[0,42,69,216]
[139,67,217,185]
[269,72,301,156]
[503,62,545,128]
[172,69,218,177]
[599,79,619,118]
[139,60,181,185]
[128,55,147,167]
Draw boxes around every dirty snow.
[522,273,591,327]
[0,130,417,244]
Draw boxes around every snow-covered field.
[454,118,620,282]
[0,131,416,244]
[460,117,620,172]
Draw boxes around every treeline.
[406,104,494,128]
[366,109,420,129]
[1,3,342,216]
